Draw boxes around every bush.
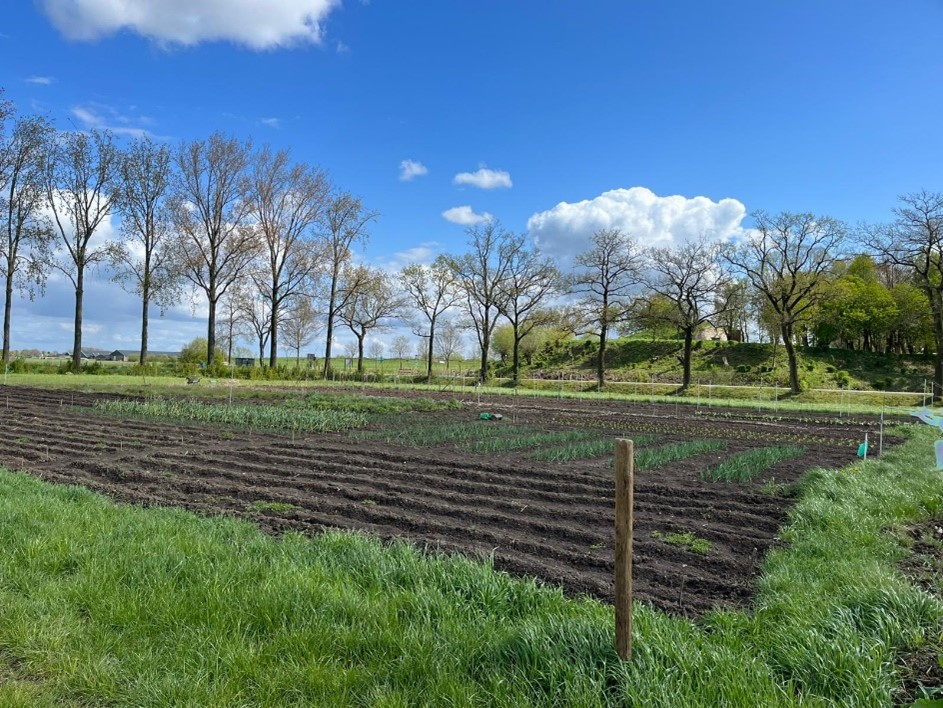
[834,370,851,387]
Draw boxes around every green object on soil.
[479,412,503,420]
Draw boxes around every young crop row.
[703,445,807,482]
[288,392,461,415]
[353,421,541,447]
[94,399,367,433]
[529,434,659,462]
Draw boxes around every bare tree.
[445,220,521,382]
[367,339,384,363]
[570,228,643,390]
[236,287,272,366]
[495,245,559,383]
[112,136,177,366]
[391,334,411,362]
[642,237,733,390]
[338,265,403,374]
[245,146,330,367]
[0,113,54,364]
[725,211,845,394]
[42,129,120,371]
[399,256,460,381]
[864,191,943,398]
[282,297,322,367]
[321,192,377,376]
[170,132,255,365]
[434,318,464,372]
[216,289,246,365]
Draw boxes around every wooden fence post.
[615,438,634,661]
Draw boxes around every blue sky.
[2,0,943,355]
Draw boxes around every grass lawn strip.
[0,426,940,705]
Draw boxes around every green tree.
[725,211,846,394]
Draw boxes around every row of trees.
[2,90,942,396]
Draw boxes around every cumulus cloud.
[442,205,493,225]
[399,159,428,182]
[453,166,512,189]
[526,186,748,264]
[25,76,54,85]
[38,0,340,50]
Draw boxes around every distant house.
[695,326,728,342]
[111,350,182,362]
[79,348,112,361]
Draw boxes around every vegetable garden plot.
[0,385,897,616]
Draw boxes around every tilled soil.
[0,385,897,616]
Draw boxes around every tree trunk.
[681,327,693,390]
[2,261,14,366]
[268,290,278,368]
[512,324,521,384]
[782,322,800,394]
[357,333,365,374]
[426,319,436,382]
[479,310,490,382]
[207,298,217,367]
[323,280,337,377]
[72,266,84,372]
[140,285,150,367]
[597,321,607,391]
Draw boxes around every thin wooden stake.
[615,438,634,661]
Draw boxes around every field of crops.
[0,384,896,616]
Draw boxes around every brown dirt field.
[0,385,901,616]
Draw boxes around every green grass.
[0,426,941,704]
[247,500,298,515]
[651,530,712,555]
[529,434,659,462]
[704,445,807,482]
[93,398,367,433]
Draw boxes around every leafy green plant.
[247,500,298,514]
[651,530,712,554]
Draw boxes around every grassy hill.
[508,337,935,392]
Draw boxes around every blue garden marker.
[857,433,868,459]
[909,408,943,469]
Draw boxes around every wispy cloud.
[399,159,428,182]
[453,166,512,189]
[70,103,162,139]
[260,117,282,129]
[336,40,349,54]
[442,205,492,225]
[25,75,54,85]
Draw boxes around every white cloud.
[526,186,749,264]
[335,40,349,54]
[373,241,440,271]
[25,76,54,85]
[442,205,493,225]
[38,0,340,50]
[453,166,512,190]
[399,159,428,182]
[70,103,160,139]
[260,117,281,128]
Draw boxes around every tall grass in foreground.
[0,427,941,705]
[704,445,806,482]
[93,398,366,433]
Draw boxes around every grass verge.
[0,427,941,705]
[704,445,806,482]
